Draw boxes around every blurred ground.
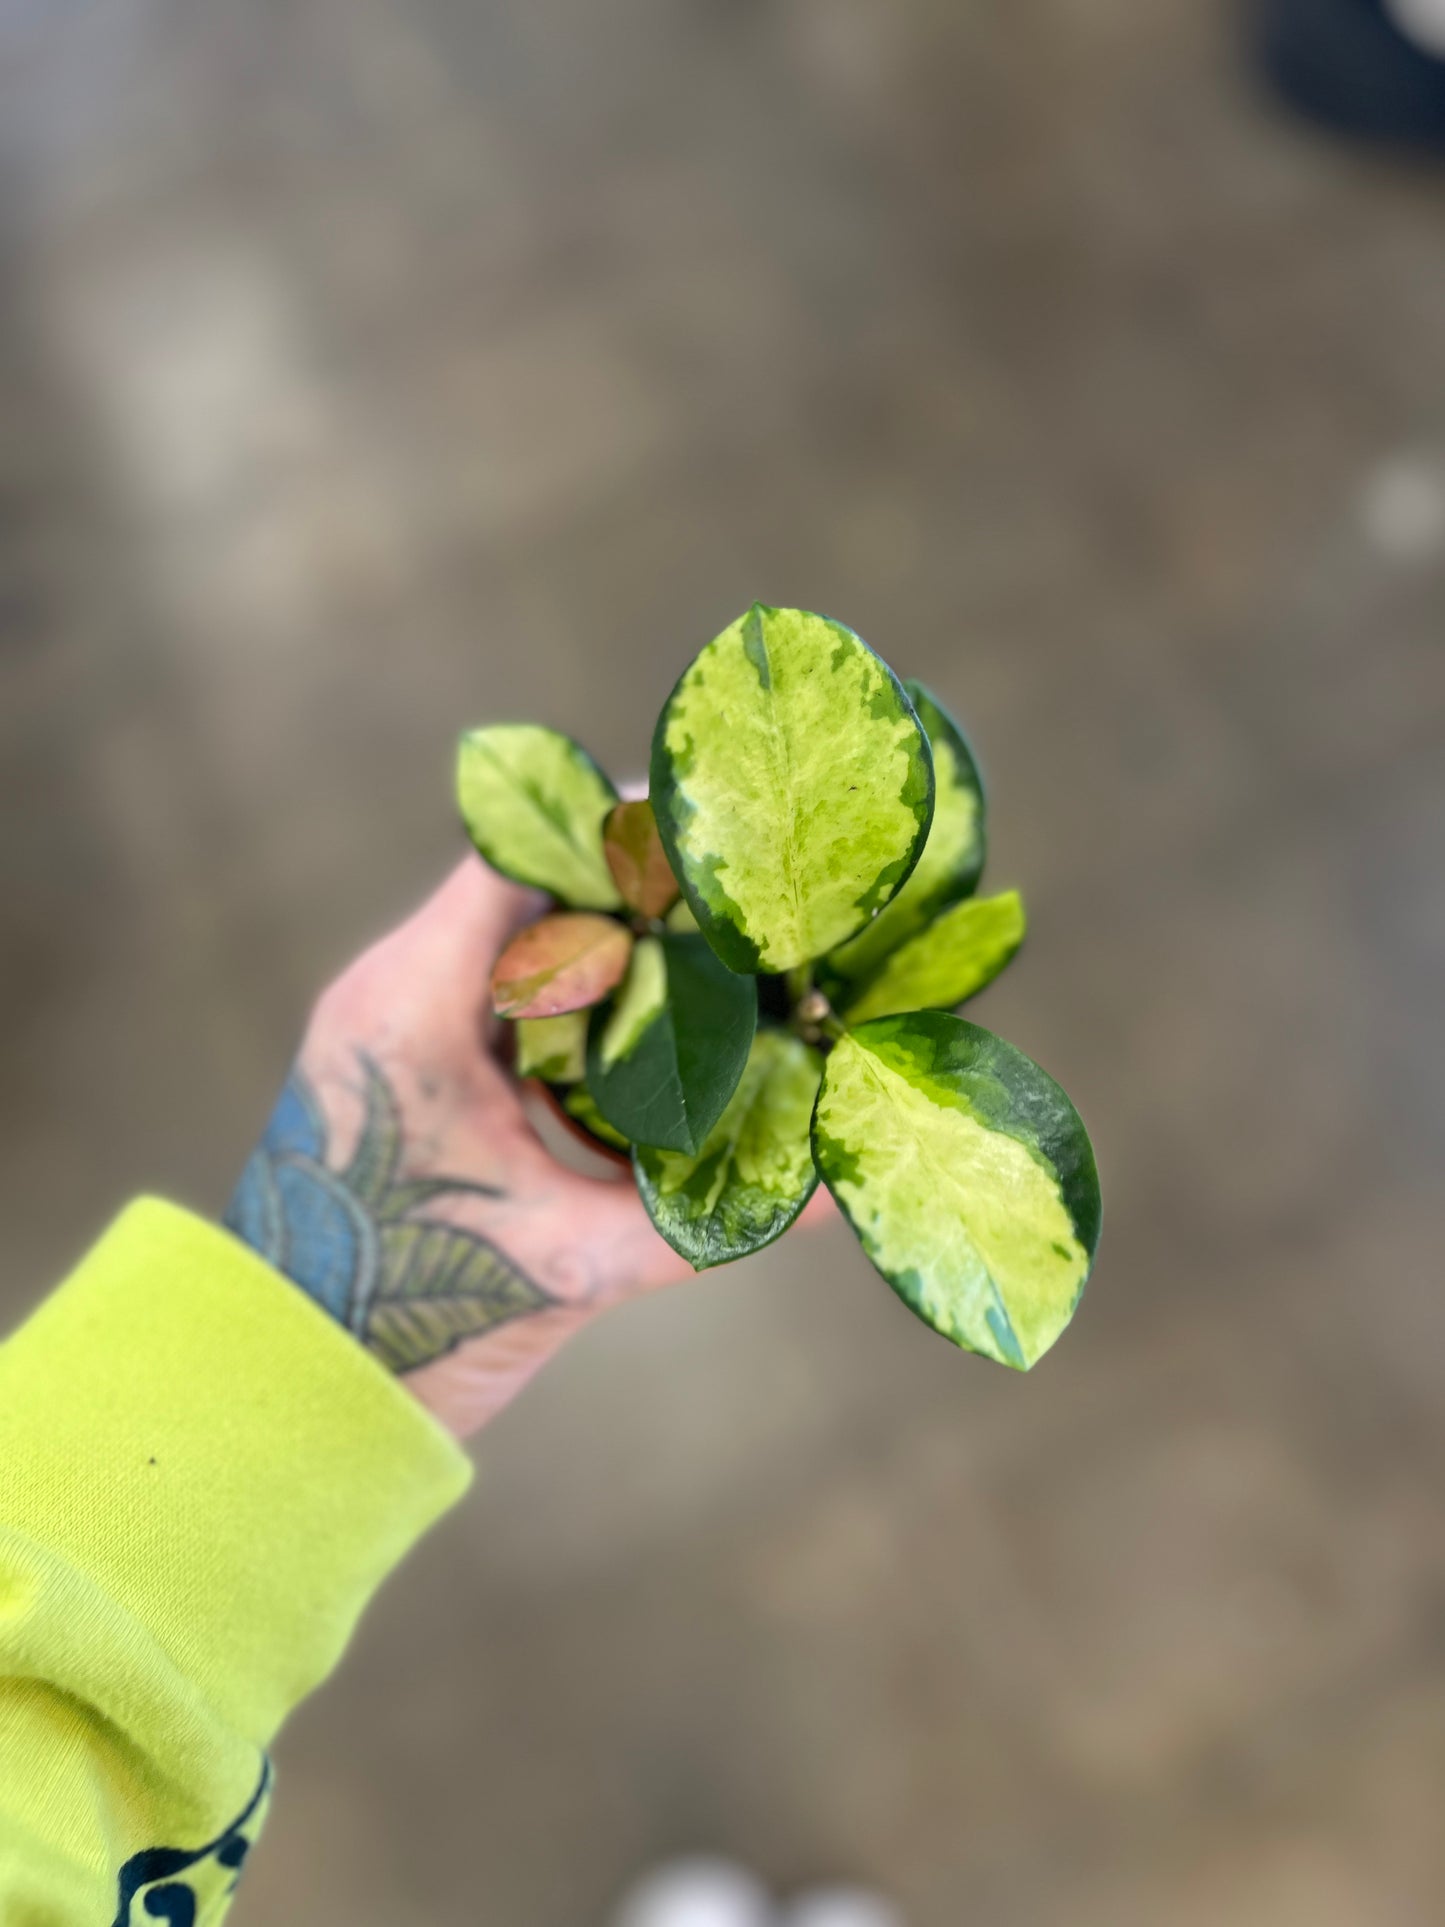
[3,2,1445,1923]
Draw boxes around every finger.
[384,856,547,996]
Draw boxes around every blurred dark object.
[1259,0,1445,145]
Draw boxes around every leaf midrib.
[751,622,805,959]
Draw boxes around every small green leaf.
[665,898,699,935]
[560,1083,631,1152]
[635,1029,821,1269]
[597,934,668,1066]
[828,681,986,981]
[603,798,680,918]
[587,932,757,1152]
[840,890,1026,1025]
[514,1012,588,1083]
[341,1054,404,1208]
[458,724,621,909]
[491,912,633,1019]
[812,1012,1100,1369]
[376,1175,504,1219]
[650,605,934,972]
[368,1219,551,1372]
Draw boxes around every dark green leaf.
[587,932,757,1153]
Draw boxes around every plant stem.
[785,963,813,1006]
[788,977,845,1050]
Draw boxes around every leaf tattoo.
[225,1054,552,1374]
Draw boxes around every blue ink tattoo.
[226,1054,552,1373]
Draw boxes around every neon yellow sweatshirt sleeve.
[0,1197,472,1924]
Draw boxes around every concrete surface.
[2,2,1444,1922]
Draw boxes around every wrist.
[392,1298,600,1439]
[225,1051,589,1437]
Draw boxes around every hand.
[225,857,696,1438]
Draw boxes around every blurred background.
[3,2,1445,1922]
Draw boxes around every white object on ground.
[782,1890,905,1927]
[1385,0,1445,59]
[612,1857,776,1927]
[1358,453,1445,562]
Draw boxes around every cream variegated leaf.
[561,1083,631,1152]
[650,605,934,972]
[458,724,621,909]
[596,935,667,1068]
[635,1029,821,1269]
[813,1013,1100,1369]
[841,890,1026,1025]
[514,1012,589,1083]
[829,680,986,981]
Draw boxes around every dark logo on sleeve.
[113,1760,271,1925]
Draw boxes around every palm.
[276,859,694,1436]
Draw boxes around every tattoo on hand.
[225,1054,552,1374]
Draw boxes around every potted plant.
[458,604,1100,1371]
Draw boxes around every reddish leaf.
[604,799,680,918]
[491,913,633,1019]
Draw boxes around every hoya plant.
[457,604,1101,1371]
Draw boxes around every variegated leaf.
[491,912,632,1019]
[650,604,934,972]
[587,932,757,1152]
[561,1083,631,1152]
[812,1012,1100,1370]
[514,1011,588,1083]
[840,890,1026,1025]
[458,723,621,909]
[635,1029,821,1269]
[828,680,986,981]
[603,798,680,918]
